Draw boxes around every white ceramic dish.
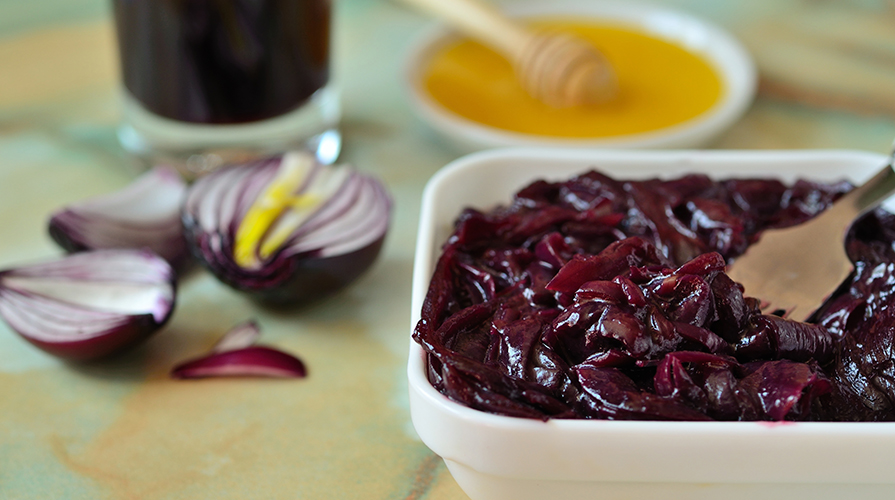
[409,148,895,500]
[403,0,757,152]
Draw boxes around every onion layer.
[171,320,307,379]
[182,152,392,304]
[0,249,176,361]
[48,166,189,267]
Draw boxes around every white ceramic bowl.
[404,0,757,152]
[409,148,895,500]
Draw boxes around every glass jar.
[113,0,340,176]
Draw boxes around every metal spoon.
[727,143,895,322]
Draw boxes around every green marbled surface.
[0,0,893,498]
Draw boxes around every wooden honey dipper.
[399,0,618,107]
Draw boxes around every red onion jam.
[413,170,895,421]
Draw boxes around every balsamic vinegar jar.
[112,0,341,176]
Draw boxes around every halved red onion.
[0,249,176,361]
[182,152,392,304]
[171,320,307,379]
[48,166,189,267]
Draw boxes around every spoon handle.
[396,0,530,60]
[817,144,895,233]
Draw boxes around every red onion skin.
[48,221,89,254]
[229,236,385,305]
[172,346,307,379]
[184,223,387,306]
[17,313,170,361]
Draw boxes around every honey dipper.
[398,0,618,107]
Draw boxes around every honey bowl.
[404,0,757,151]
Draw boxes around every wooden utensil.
[727,145,895,322]
[397,0,618,107]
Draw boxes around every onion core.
[183,152,392,304]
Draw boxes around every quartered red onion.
[171,320,307,379]
[48,166,189,267]
[0,249,176,361]
[182,152,392,304]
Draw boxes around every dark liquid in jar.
[113,0,330,124]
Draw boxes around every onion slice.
[182,152,392,304]
[48,166,189,267]
[171,320,307,379]
[0,249,176,361]
[211,319,262,352]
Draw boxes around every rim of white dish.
[403,0,758,150]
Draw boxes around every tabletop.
[1,0,894,499]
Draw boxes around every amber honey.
[423,20,722,138]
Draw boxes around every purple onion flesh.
[210,319,262,352]
[171,320,307,379]
[0,249,176,361]
[48,166,189,268]
[182,152,392,304]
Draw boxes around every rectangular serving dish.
[408,148,895,500]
